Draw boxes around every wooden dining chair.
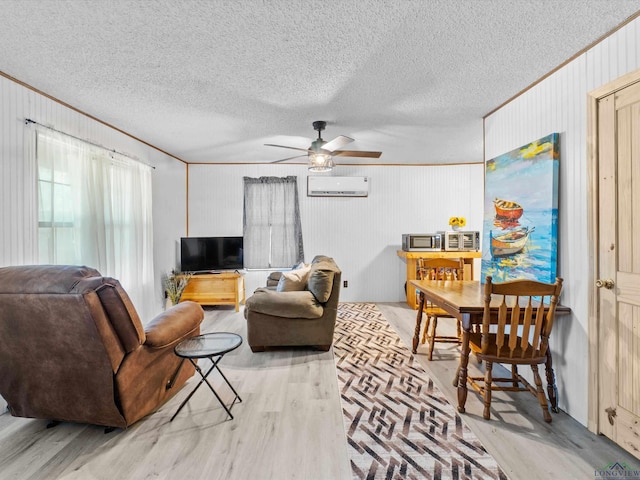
[416,258,465,360]
[467,275,563,422]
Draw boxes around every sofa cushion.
[268,271,283,282]
[307,259,337,303]
[276,265,311,292]
[244,288,323,319]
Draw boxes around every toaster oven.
[438,231,480,251]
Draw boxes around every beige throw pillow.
[276,265,311,292]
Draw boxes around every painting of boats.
[490,226,534,258]
[494,198,523,220]
[481,133,560,283]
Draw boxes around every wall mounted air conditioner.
[307,176,369,197]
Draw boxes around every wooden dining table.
[410,279,571,415]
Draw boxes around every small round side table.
[170,332,243,421]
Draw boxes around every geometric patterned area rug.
[333,303,508,480]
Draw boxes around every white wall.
[0,74,187,317]
[484,17,640,425]
[187,162,485,301]
[149,153,188,312]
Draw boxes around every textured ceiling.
[1,1,639,165]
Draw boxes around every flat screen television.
[180,236,244,272]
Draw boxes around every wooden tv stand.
[179,272,245,311]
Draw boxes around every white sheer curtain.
[243,176,304,268]
[36,129,155,319]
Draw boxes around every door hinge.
[605,407,617,425]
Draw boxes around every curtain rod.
[24,118,155,170]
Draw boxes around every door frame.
[587,67,640,433]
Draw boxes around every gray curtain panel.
[243,176,304,268]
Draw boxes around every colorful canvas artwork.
[481,133,560,284]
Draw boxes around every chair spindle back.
[482,276,563,360]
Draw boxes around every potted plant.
[163,270,192,307]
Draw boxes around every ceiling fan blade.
[321,135,354,152]
[271,154,307,164]
[265,144,310,153]
[333,150,382,158]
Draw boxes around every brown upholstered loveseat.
[0,265,204,429]
[244,255,341,351]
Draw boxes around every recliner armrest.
[144,301,204,349]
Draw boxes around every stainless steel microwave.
[402,233,443,251]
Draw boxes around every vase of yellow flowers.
[449,216,466,231]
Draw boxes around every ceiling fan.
[265,121,382,171]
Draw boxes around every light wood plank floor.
[0,303,637,479]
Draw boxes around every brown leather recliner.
[0,265,204,428]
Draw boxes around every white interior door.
[597,80,640,458]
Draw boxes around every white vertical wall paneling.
[151,153,187,308]
[1,79,36,266]
[484,18,640,426]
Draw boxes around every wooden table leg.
[412,292,425,354]
[545,347,559,413]
[456,313,471,413]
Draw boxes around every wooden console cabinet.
[397,250,481,309]
[179,272,245,311]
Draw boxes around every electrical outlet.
[343,280,348,288]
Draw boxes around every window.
[243,176,304,268]
[37,135,76,263]
[35,129,155,318]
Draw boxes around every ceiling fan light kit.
[308,152,334,172]
[266,120,382,169]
